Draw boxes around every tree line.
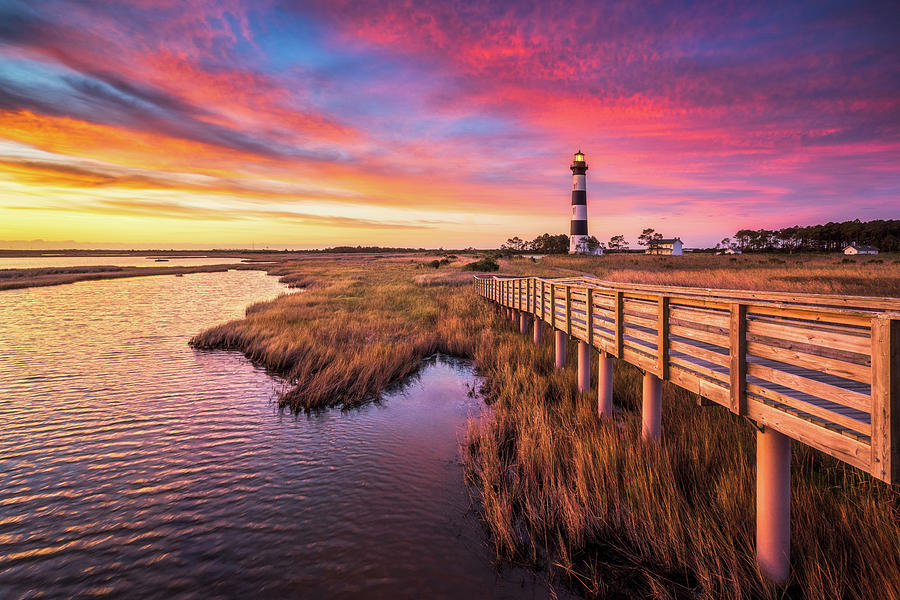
[725,219,899,253]
[502,231,663,253]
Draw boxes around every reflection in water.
[0,256,246,269]
[0,272,557,599]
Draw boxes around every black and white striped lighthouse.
[569,150,589,254]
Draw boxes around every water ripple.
[0,271,558,599]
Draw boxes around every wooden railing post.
[614,291,623,359]
[872,316,900,484]
[657,296,669,379]
[729,303,748,415]
[550,284,556,330]
[541,280,545,321]
[587,288,594,347]
[565,286,572,335]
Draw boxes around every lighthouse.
[569,150,594,254]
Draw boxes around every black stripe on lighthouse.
[571,220,588,235]
[571,190,586,205]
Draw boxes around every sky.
[0,0,897,250]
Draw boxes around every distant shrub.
[841,258,855,264]
[428,259,441,269]
[729,257,738,262]
[463,257,500,272]
[866,259,884,264]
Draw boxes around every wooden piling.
[578,341,590,392]
[597,353,614,416]
[642,371,662,440]
[757,426,791,585]
[555,329,567,369]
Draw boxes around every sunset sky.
[0,0,897,249]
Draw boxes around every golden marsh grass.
[190,253,900,598]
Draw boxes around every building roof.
[845,243,878,251]
[655,238,682,244]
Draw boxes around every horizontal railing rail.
[474,274,900,484]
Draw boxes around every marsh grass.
[465,325,900,599]
[191,253,900,598]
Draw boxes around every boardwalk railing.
[474,274,899,583]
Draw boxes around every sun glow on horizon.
[0,1,897,249]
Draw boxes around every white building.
[646,237,683,255]
[843,243,878,255]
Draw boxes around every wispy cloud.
[0,0,897,247]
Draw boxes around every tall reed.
[191,254,900,598]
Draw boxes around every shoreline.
[0,263,251,291]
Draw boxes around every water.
[0,256,247,269]
[0,272,553,598]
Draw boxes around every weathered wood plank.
[623,312,658,330]
[670,339,730,368]
[669,324,730,348]
[669,365,730,406]
[746,383,870,437]
[747,319,870,356]
[670,305,730,328]
[746,341,870,385]
[623,346,657,373]
[669,354,730,385]
[747,362,870,412]
[747,399,871,473]
[624,327,659,348]
[747,304,873,328]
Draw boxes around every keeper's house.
[646,237,684,256]
[843,243,879,255]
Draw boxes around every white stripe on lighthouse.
[573,174,586,191]
[572,205,587,220]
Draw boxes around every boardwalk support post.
[533,318,543,345]
[597,353,614,416]
[642,371,662,440]
[520,311,530,335]
[555,330,567,369]
[578,341,590,392]
[756,426,791,585]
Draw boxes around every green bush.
[463,257,500,272]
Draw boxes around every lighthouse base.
[569,235,603,255]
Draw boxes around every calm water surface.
[0,272,554,599]
[0,256,247,269]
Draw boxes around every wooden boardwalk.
[474,274,900,484]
